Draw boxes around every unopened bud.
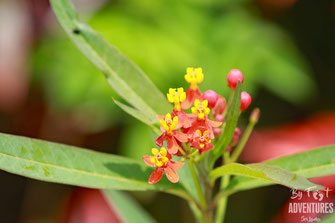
[215,114,224,122]
[203,90,219,108]
[230,127,241,146]
[240,91,252,111]
[214,128,222,137]
[250,108,260,124]
[213,96,226,115]
[227,69,244,89]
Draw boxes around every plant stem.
[188,160,206,209]
[214,175,230,223]
[178,146,187,156]
[190,149,199,158]
[230,118,256,163]
[214,152,230,223]
[187,160,210,222]
[209,189,236,211]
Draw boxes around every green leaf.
[103,190,156,223]
[49,0,171,123]
[228,145,335,191]
[113,99,161,135]
[210,82,242,166]
[0,133,188,195]
[210,163,323,191]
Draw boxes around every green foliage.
[0,133,185,193]
[210,163,322,191]
[50,0,171,122]
[103,190,157,223]
[113,99,161,135]
[228,145,335,191]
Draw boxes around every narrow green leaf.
[210,163,323,191]
[113,99,161,135]
[0,133,187,195]
[49,0,171,122]
[102,190,156,223]
[228,145,335,191]
[48,0,201,203]
[210,82,242,165]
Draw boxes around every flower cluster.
[143,67,252,184]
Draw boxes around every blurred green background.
[0,0,334,222]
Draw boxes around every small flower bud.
[240,91,252,111]
[203,90,218,108]
[214,128,222,137]
[230,127,241,146]
[250,108,260,124]
[214,114,224,122]
[213,96,226,115]
[227,69,244,89]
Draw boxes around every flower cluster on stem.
[142,67,257,223]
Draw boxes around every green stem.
[188,160,210,222]
[230,119,256,163]
[178,145,187,156]
[214,152,230,223]
[190,149,199,158]
[188,160,206,209]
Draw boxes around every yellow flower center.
[184,67,204,89]
[150,148,169,167]
[191,99,210,120]
[160,113,178,135]
[167,88,186,111]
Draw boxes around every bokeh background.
[0,0,334,222]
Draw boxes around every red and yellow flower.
[182,67,204,109]
[155,113,188,154]
[190,130,213,153]
[187,99,222,138]
[143,148,184,184]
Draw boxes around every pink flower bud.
[215,114,224,122]
[203,90,218,108]
[231,127,241,146]
[214,128,222,137]
[250,108,260,124]
[227,69,244,89]
[213,96,226,115]
[240,91,252,111]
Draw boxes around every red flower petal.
[181,89,195,110]
[155,133,167,147]
[167,136,179,154]
[207,119,222,128]
[201,143,213,153]
[142,156,155,167]
[172,110,192,128]
[181,88,202,110]
[168,161,184,170]
[173,131,189,143]
[164,166,179,183]
[148,168,164,184]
